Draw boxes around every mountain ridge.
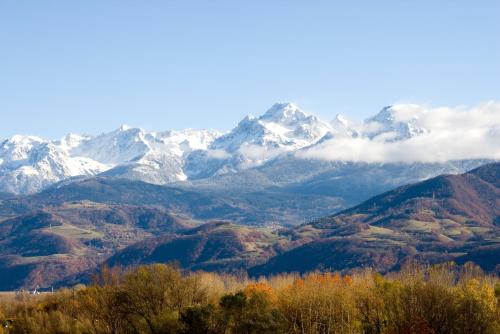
[3,102,471,195]
[250,162,500,275]
[0,162,498,289]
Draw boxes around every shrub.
[0,263,498,334]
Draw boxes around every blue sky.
[1,1,499,139]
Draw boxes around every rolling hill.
[0,163,498,289]
[106,221,288,272]
[0,204,191,290]
[251,162,500,275]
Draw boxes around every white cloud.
[238,144,285,161]
[297,102,500,163]
[206,149,230,159]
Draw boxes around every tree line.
[0,262,498,333]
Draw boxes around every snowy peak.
[329,114,359,138]
[260,103,331,140]
[0,101,458,195]
[259,103,329,137]
[57,133,92,150]
[260,103,308,124]
[364,104,427,140]
[333,114,349,126]
[368,105,420,125]
[118,124,131,131]
[0,135,51,165]
[0,126,221,194]
[0,134,107,194]
[72,126,150,164]
[193,102,335,174]
[211,102,332,156]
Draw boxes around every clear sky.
[1,1,499,139]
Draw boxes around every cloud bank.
[297,102,500,163]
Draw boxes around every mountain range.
[0,102,498,290]
[1,102,487,195]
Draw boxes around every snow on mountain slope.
[0,136,107,194]
[0,128,220,194]
[329,114,360,139]
[364,104,428,140]
[101,128,221,183]
[2,102,497,194]
[185,103,334,178]
[71,126,150,164]
[212,103,331,152]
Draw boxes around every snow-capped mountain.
[364,104,427,140]
[1,102,497,194]
[212,103,332,152]
[0,128,220,194]
[100,127,220,183]
[184,103,333,178]
[0,135,107,194]
[330,114,360,138]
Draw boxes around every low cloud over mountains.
[1,102,499,194]
[298,101,500,163]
